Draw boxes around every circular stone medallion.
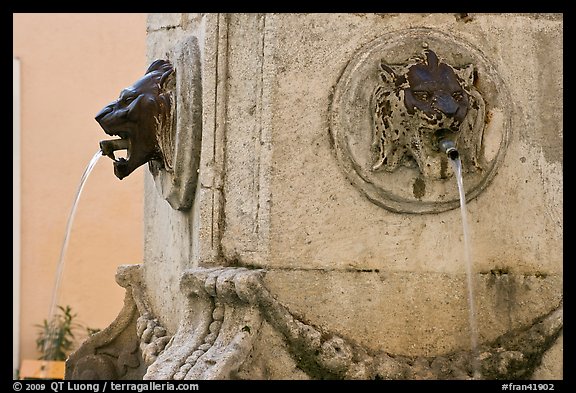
[329,28,511,213]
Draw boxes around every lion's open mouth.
[99,134,136,180]
[99,135,130,162]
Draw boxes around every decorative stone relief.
[148,35,203,211]
[142,267,264,380]
[69,266,562,380]
[371,49,484,179]
[66,265,154,380]
[136,314,171,367]
[329,28,511,213]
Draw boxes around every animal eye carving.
[413,91,431,102]
[124,96,136,104]
[452,91,464,101]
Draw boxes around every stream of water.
[43,150,102,360]
[450,156,482,379]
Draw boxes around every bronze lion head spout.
[96,59,174,180]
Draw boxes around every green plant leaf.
[35,304,99,361]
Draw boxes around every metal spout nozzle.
[438,138,459,160]
[434,129,460,160]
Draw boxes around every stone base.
[67,264,562,380]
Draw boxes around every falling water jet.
[449,152,482,380]
[42,149,103,362]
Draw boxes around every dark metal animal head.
[403,50,470,127]
[371,49,483,179]
[96,60,174,180]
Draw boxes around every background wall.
[13,13,147,373]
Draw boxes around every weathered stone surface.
[263,270,562,357]
[75,13,562,380]
[531,333,563,380]
[70,266,561,379]
[147,14,184,32]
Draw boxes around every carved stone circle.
[329,28,511,214]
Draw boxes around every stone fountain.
[66,13,562,380]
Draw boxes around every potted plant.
[19,305,99,379]
[36,305,80,362]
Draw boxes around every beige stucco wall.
[13,13,147,365]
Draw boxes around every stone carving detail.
[267,298,563,380]
[66,265,152,380]
[329,28,511,213]
[371,49,485,180]
[172,299,225,379]
[136,314,171,367]
[69,265,562,380]
[143,267,263,380]
[148,35,203,211]
[178,267,560,380]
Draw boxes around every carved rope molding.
[171,267,562,380]
[68,265,562,380]
[143,267,264,380]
